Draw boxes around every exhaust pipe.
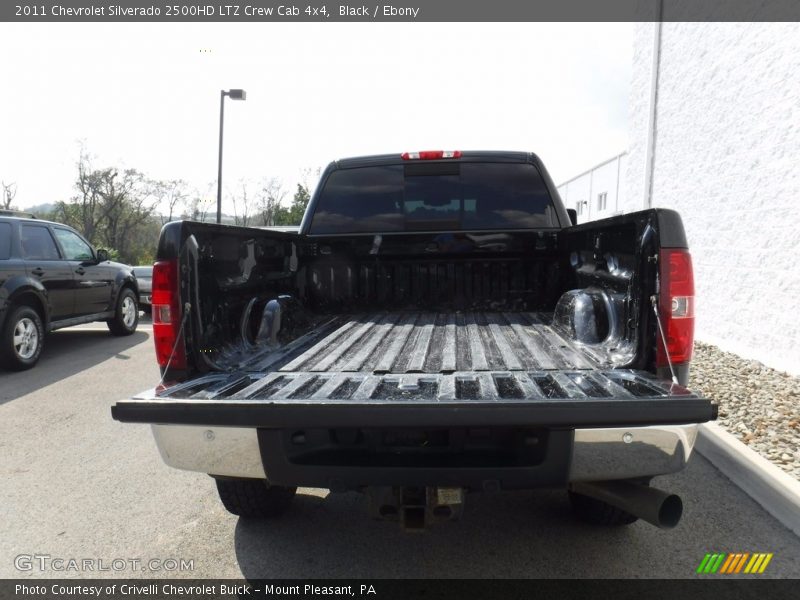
[571,480,683,529]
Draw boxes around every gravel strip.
[690,341,800,480]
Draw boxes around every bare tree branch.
[232,179,256,227]
[153,179,188,225]
[73,146,105,241]
[183,182,215,222]
[300,166,321,196]
[1,180,17,210]
[256,177,286,226]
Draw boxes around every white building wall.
[558,153,627,224]
[623,23,658,215]
[626,22,800,375]
[557,174,591,223]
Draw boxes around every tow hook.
[367,486,465,531]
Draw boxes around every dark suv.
[0,214,139,370]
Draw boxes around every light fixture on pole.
[216,88,247,224]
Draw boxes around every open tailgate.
[112,369,716,429]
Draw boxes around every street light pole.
[216,90,225,224]
[216,89,247,224]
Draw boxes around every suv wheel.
[1,306,45,371]
[107,288,138,336]
[215,478,297,518]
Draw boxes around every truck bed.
[203,310,597,388]
[275,311,596,374]
[114,263,714,431]
[143,311,709,415]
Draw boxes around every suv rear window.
[309,162,557,234]
[0,223,10,259]
[21,225,61,260]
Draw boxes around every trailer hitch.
[367,486,465,531]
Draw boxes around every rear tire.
[0,305,45,371]
[107,288,138,336]
[215,478,297,518]
[568,489,639,526]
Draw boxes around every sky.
[0,22,632,215]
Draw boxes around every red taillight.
[401,150,462,160]
[657,249,695,366]
[151,258,186,370]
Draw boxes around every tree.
[69,148,106,242]
[270,167,318,225]
[232,179,257,227]
[273,183,310,226]
[300,166,321,194]
[154,179,188,224]
[291,182,311,221]
[1,180,17,210]
[186,195,214,223]
[49,146,160,265]
[255,178,286,226]
[183,182,215,222]
[96,168,157,260]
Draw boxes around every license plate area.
[279,426,550,468]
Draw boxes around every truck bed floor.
[155,305,691,404]
[258,311,598,374]
[155,311,701,404]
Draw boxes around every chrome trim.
[151,425,266,479]
[150,422,699,483]
[569,424,698,482]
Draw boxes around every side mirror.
[566,208,578,226]
[96,248,109,262]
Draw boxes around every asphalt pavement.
[1,318,799,579]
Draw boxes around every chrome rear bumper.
[150,423,699,483]
[569,424,698,481]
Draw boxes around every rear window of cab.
[309,162,557,234]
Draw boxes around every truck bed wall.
[296,232,563,312]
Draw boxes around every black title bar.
[4,579,800,600]
[4,0,800,22]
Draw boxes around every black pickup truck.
[0,214,139,370]
[112,151,716,530]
